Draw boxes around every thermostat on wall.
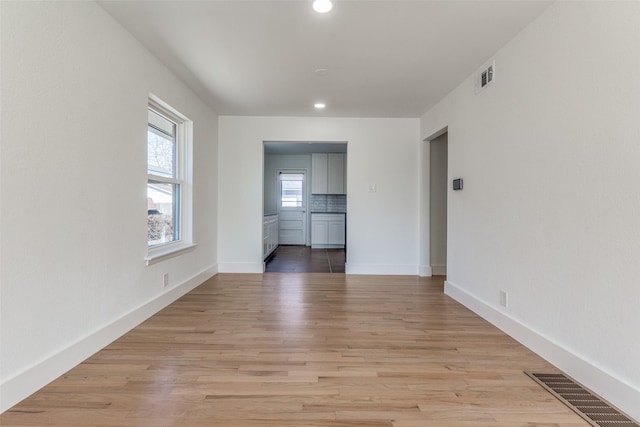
[453,178,463,190]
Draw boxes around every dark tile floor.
[265,245,346,273]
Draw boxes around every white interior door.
[278,170,307,245]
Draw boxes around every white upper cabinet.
[327,153,345,194]
[311,153,328,194]
[312,153,346,194]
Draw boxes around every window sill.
[145,242,197,266]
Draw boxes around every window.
[280,173,304,207]
[146,96,193,261]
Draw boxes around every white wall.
[421,1,640,419]
[219,117,420,274]
[429,133,447,275]
[0,1,218,411]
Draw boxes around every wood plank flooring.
[1,274,588,426]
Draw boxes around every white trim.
[424,126,448,142]
[218,262,265,274]
[444,280,640,422]
[419,265,433,277]
[345,263,418,275]
[431,264,446,276]
[0,265,218,413]
[145,242,197,266]
[148,173,181,185]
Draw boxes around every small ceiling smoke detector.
[314,68,329,77]
[314,102,326,109]
[313,0,333,13]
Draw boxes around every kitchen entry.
[263,142,347,273]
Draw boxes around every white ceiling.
[98,0,552,118]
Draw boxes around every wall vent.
[478,61,495,90]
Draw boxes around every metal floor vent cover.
[526,372,639,427]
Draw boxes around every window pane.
[147,128,176,178]
[281,179,303,207]
[148,181,180,246]
[147,108,176,178]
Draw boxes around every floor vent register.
[526,372,639,427]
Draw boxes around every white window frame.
[145,95,196,265]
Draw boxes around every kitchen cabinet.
[311,213,345,248]
[328,220,345,244]
[311,154,328,194]
[311,220,329,245]
[327,153,345,194]
[312,153,345,194]
[263,214,279,259]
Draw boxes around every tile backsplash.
[311,194,347,212]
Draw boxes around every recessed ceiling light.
[314,102,326,110]
[312,0,333,13]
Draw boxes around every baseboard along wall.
[444,280,640,422]
[0,265,218,413]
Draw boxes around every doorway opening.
[429,131,448,276]
[263,141,347,273]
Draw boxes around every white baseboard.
[218,262,264,273]
[430,264,446,276]
[345,263,418,275]
[444,280,640,422]
[0,264,218,413]
[419,265,432,277]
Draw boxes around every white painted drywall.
[0,1,218,411]
[219,117,420,274]
[429,133,447,274]
[421,1,640,419]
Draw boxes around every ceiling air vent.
[478,61,495,90]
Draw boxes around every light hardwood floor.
[1,274,588,426]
